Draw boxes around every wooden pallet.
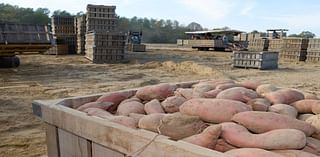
[32,81,232,157]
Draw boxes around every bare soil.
[1,48,320,157]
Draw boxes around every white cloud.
[240,1,255,16]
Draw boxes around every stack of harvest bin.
[85,4,126,63]
[51,16,76,54]
[75,15,86,54]
[280,38,309,61]
[306,38,320,62]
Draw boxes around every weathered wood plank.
[45,123,60,157]
[92,143,124,157]
[34,100,231,157]
[58,129,92,157]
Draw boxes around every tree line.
[0,3,316,43]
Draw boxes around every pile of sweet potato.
[76,80,320,157]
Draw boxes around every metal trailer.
[183,29,246,51]
[0,22,53,68]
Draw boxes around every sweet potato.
[225,148,286,157]
[158,113,208,140]
[193,82,216,93]
[246,98,271,111]
[312,103,320,114]
[264,89,304,104]
[291,100,320,114]
[215,83,243,90]
[83,108,113,119]
[269,104,298,118]
[144,99,164,114]
[120,97,141,104]
[77,101,113,111]
[256,84,280,96]
[116,101,145,116]
[213,139,237,153]
[303,137,320,156]
[221,122,306,150]
[135,83,177,101]
[174,88,193,100]
[239,80,262,90]
[306,115,320,139]
[96,91,135,104]
[128,113,145,122]
[298,114,315,121]
[182,125,222,149]
[272,150,318,157]
[180,98,251,123]
[232,111,315,136]
[138,113,166,133]
[203,89,223,98]
[161,96,186,113]
[109,116,138,129]
[216,87,259,103]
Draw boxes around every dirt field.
[1,48,320,157]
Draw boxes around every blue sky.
[2,0,320,36]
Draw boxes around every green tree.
[187,22,203,31]
[289,31,315,38]
[52,10,72,16]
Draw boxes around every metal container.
[232,51,279,70]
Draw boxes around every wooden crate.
[86,4,117,32]
[32,81,232,157]
[268,39,283,52]
[308,38,320,51]
[51,16,75,35]
[280,49,307,61]
[56,35,77,54]
[306,50,320,62]
[85,32,126,63]
[232,51,279,70]
[248,38,269,52]
[281,37,309,50]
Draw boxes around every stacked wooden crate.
[268,39,283,52]
[51,16,76,54]
[306,38,320,62]
[85,4,126,63]
[280,38,309,61]
[85,32,126,63]
[248,38,269,51]
[75,15,86,54]
[86,4,116,32]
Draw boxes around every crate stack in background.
[86,4,116,32]
[280,38,309,61]
[307,38,320,62]
[85,32,126,63]
[247,38,269,51]
[75,15,86,54]
[85,4,126,63]
[51,16,76,54]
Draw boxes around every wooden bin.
[232,51,279,70]
[247,38,269,52]
[32,81,232,157]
